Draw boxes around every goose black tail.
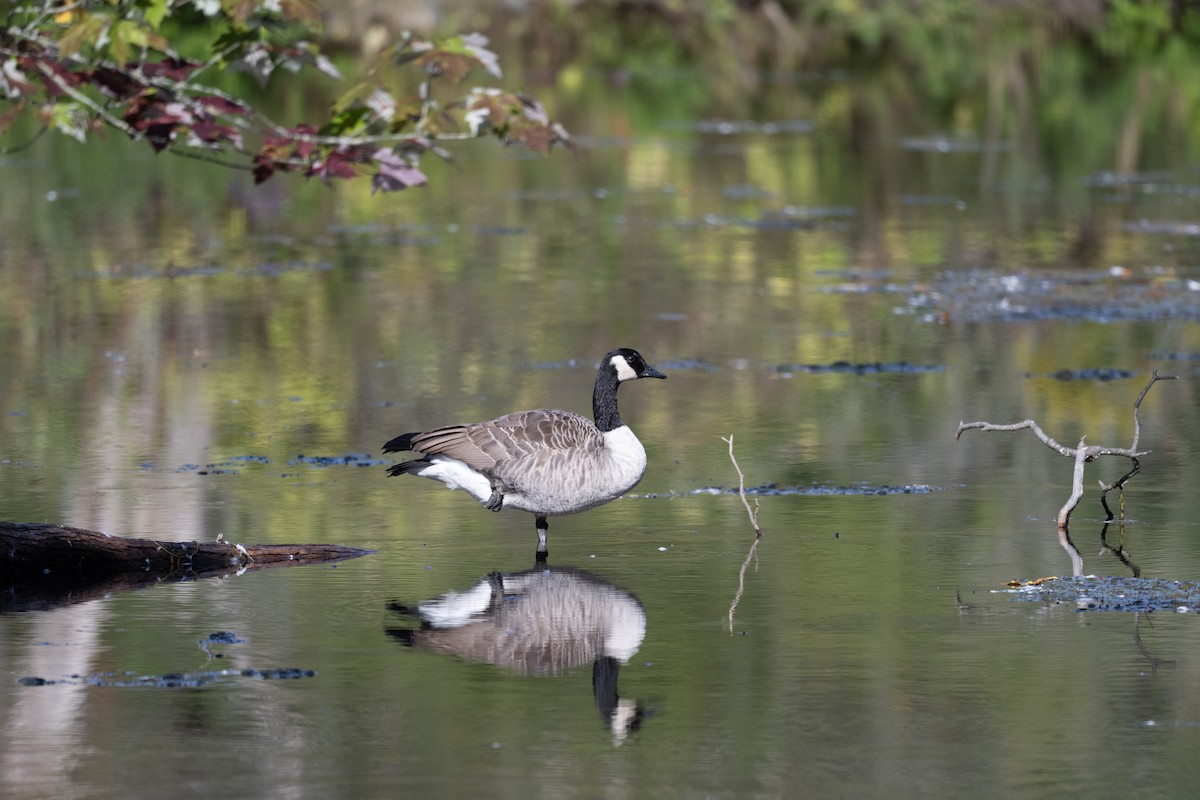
[382,432,418,454]
[387,459,430,478]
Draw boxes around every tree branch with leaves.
[1,0,570,191]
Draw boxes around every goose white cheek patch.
[612,355,639,382]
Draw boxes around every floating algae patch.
[1023,367,1134,381]
[17,668,317,688]
[1002,576,1200,613]
[772,361,945,376]
[634,483,943,498]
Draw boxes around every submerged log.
[1,522,374,612]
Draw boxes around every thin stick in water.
[723,434,764,633]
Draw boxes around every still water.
[3,58,1200,798]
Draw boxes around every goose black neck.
[592,366,624,433]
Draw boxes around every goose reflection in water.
[386,564,645,741]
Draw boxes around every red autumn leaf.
[415,50,477,83]
[253,153,278,184]
[262,132,293,150]
[370,148,427,193]
[126,100,189,130]
[195,95,249,117]
[86,67,143,100]
[288,124,317,160]
[508,122,560,156]
[140,58,201,82]
[307,148,366,184]
[143,122,176,151]
[191,119,243,148]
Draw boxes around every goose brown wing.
[406,409,603,476]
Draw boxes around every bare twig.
[723,434,763,633]
[1129,369,1175,452]
[954,418,1075,456]
[1098,369,1174,498]
[721,435,761,536]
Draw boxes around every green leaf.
[318,106,370,137]
[57,13,109,58]
[110,20,158,64]
[144,0,171,29]
[39,101,90,143]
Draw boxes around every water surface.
[3,60,1200,799]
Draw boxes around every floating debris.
[635,483,942,498]
[1122,219,1200,236]
[660,210,851,232]
[174,453,387,475]
[684,119,814,135]
[1023,368,1134,381]
[199,630,246,659]
[239,668,318,680]
[1148,352,1200,361]
[1003,575,1200,613]
[17,667,316,688]
[773,361,945,376]
[884,268,1200,323]
[721,184,774,200]
[291,453,388,468]
[900,134,1009,153]
[525,356,718,373]
[1083,170,1178,189]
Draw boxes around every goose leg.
[535,516,549,561]
[485,571,506,609]
[484,486,504,512]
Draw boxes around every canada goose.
[386,564,646,740]
[383,348,666,556]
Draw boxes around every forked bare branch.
[956,369,1175,532]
